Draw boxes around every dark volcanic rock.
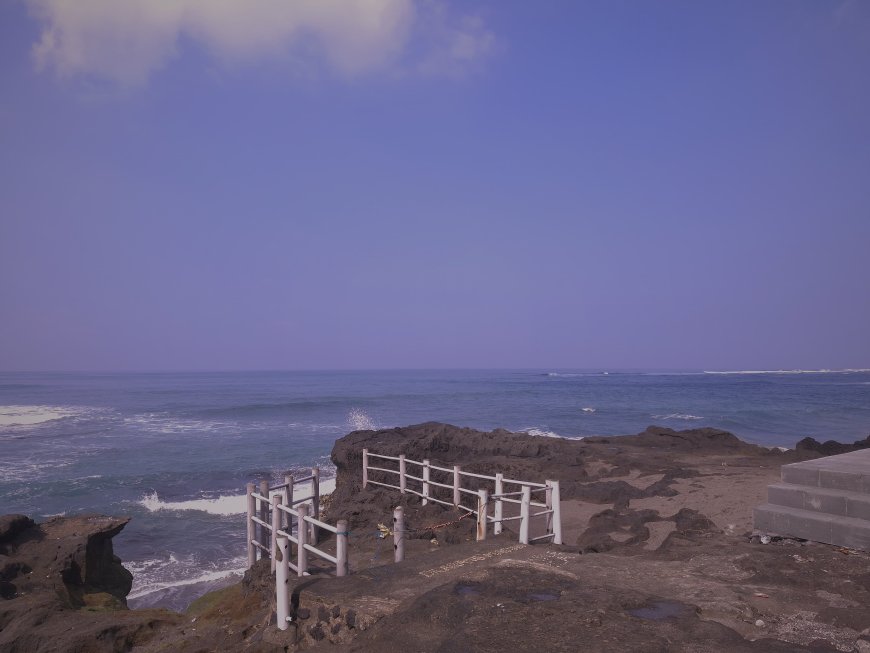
[795,434,870,456]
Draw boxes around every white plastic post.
[310,467,320,544]
[519,486,531,545]
[550,480,563,545]
[399,455,406,494]
[393,506,404,563]
[422,459,430,506]
[276,535,290,630]
[453,465,461,507]
[336,519,349,577]
[246,483,256,567]
[494,473,503,535]
[362,448,369,488]
[270,493,282,574]
[476,489,488,542]
[283,475,294,531]
[545,479,554,538]
[297,503,309,577]
[259,479,270,554]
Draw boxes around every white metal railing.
[362,449,562,548]
[245,468,349,633]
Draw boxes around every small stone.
[297,608,310,620]
[331,605,341,619]
[345,610,356,629]
[755,620,765,628]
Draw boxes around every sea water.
[1,369,869,610]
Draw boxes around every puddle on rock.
[454,584,480,597]
[626,600,692,621]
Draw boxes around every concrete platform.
[754,449,870,551]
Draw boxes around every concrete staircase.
[753,448,870,551]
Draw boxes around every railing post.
[550,480,563,545]
[297,503,309,577]
[476,489,488,542]
[246,482,256,567]
[393,506,404,563]
[494,473,503,535]
[399,455,406,494]
[310,467,320,544]
[362,448,369,488]
[259,479,270,557]
[283,474,294,531]
[545,479,554,539]
[270,494,282,574]
[453,465,461,507]
[276,534,290,631]
[336,519,349,577]
[519,486,531,545]
[422,459,430,506]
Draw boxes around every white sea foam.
[653,413,704,421]
[124,414,233,435]
[0,405,82,427]
[581,407,596,413]
[347,408,376,431]
[521,427,584,441]
[138,477,337,516]
[126,553,247,602]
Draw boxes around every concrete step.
[780,449,870,494]
[767,483,870,521]
[753,503,870,551]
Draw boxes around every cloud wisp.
[27,0,496,86]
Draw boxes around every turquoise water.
[1,369,868,609]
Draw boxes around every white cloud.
[26,0,495,86]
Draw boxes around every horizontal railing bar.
[405,473,424,483]
[532,509,554,517]
[458,487,480,496]
[459,470,496,481]
[288,496,314,506]
[275,504,298,517]
[502,478,547,488]
[303,543,338,564]
[275,529,299,544]
[368,453,400,461]
[268,482,290,491]
[423,496,454,508]
[495,515,524,523]
[530,502,547,508]
[367,465,400,475]
[404,487,424,499]
[491,490,525,498]
[426,480,453,490]
[303,515,337,534]
[530,533,555,542]
[251,540,270,553]
[251,492,270,502]
[251,516,272,530]
[294,475,315,483]
[366,479,401,491]
[403,458,424,467]
[426,463,454,474]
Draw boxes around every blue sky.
[1,1,868,371]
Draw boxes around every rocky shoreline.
[2,424,870,652]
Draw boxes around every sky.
[1,0,869,372]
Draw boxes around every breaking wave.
[653,413,704,421]
[138,478,337,516]
[347,408,376,431]
[0,405,84,427]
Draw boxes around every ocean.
[2,369,869,610]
